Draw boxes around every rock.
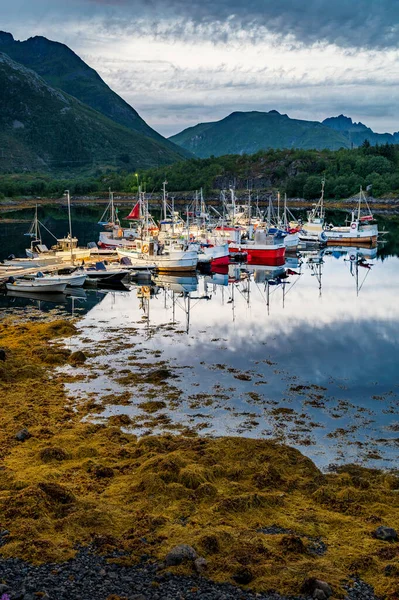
[0,584,9,594]
[164,544,198,566]
[0,349,6,361]
[314,591,327,600]
[131,596,146,600]
[69,350,87,365]
[194,557,207,574]
[232,567,253,585]
[373,526,398,541]
[15,428,31,442]
[301,577,332,598]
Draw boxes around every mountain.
[0,31,189,160]
[0,53,186,172]
[322,114,399,147]
[169,111,352,158]
[170,110,399,158]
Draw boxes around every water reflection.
[1,208,398,469]
[53,251,399,469]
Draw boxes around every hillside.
[0,53,187,172]
[0,31,189,160]
[169,111,352,157]
[323,114,399,147]
[170,110,399,158]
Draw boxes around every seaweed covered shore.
[0,318,398,598]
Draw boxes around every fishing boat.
[276,193,300,250]
[5,279,67,293]
[23,193,91,263]
[98,192,141,249]
[117,192,198,272]
[117,240,198,272]
[298,180,327,244]
[229,228,286,266]
[324,187,378,247]
[98,189,118,229]
[197,243,230,267]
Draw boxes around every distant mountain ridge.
[170,110,399,158]
[322,114,399,147]
[0,52,186,172]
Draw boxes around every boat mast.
[247,184,251,227]
[35,204,39,240]
[162,181,168,221]
[277,191,280,226]
[109,188,114,224]
[65,189,73,263]
[230,187,236,224]
[284,193,288,229]
[320,179,325,221]
[358,186,362,221]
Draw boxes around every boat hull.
[5,281,67,293]
[326,235,377,247]
[117,249,198,272]
[229,243,285,266]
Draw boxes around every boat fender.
[351,223,356,230]
[142,244,149,254]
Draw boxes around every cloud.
[85,0,399,49]
[1,0,398,136]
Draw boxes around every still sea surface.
[1,205,399,470]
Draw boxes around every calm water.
[1,206,399,469]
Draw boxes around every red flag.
[126,202,140,220]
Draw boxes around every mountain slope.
[0,31,189,159]
[169,111,352,158]
[0,53,186,172]
[322,114,399,147]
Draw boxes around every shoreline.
[1,195,399,217]
[0,316,398,598]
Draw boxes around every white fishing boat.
[117,241,198,272]
[97,191,141,249]
[324,187,378,247]
[117,191,198,272]
[298,180,327,244]
[5,279,67,293]
[23,194,91,263]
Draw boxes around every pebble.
[15,429,31,442]
[0,548,380,600]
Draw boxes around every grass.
[0,318,398,597]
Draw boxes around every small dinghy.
[28,271,87,287]
[5,278,67,294]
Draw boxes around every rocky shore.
[0,317,397,599]
[0,547,379,600]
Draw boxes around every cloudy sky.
[1,0,398,137]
